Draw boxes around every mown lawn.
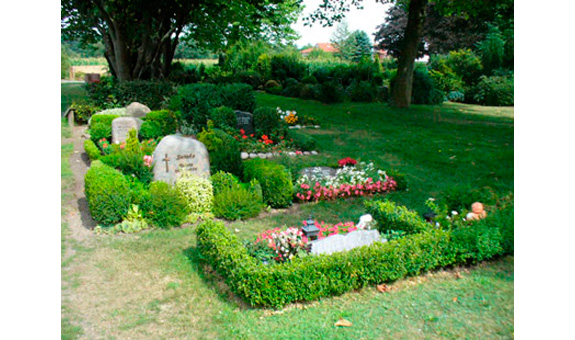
[61,92,513,339]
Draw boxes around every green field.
[61,92,513,339]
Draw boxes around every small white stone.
[311,151,318,155]
[288,152,296,157]
[314,125,320,128]
[303,151,311,155]
[249,153,258,159]
[257,153,267,159]
[241,152,249,160]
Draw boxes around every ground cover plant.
[62,84,513,338]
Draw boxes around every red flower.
[240,128,246,135]
[242,135,248,139]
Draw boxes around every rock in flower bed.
[294,160,397,202]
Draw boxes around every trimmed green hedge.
[84,139,101,161]
[85,160,131,225]
[365,199,430,234]
[196,200,513,308]
[243,158,292,208]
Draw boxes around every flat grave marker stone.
[310,229,385,256]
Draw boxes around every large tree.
[61,0,301,81]
[305,0,509,108]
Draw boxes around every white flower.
[451,211,458,216]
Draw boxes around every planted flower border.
[196,200,513,308]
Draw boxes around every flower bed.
[247,220,363,263]
[295,161,397,202]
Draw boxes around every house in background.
[300,43,339,57]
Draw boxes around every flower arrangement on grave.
[277,107,298,125]
[294,162,397,202]
[424,198,488,229]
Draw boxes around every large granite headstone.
[235,111,254,135]
[111,117,143,144]
[310,229,385,256]
[300,166,337,179]
[152,135,210,185]
[126,102,151,118]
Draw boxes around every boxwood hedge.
[196,200,513,308]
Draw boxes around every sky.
[292,0,392,48]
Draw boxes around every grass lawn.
[61,92,513,339]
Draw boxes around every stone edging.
[288,125,321,129]
[241,150,319,160]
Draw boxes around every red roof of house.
[301,43,339,54]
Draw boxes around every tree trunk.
[391,0,428,108]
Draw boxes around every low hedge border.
[196,200,513,309]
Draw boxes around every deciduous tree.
[62,0,301,81]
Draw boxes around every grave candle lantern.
[302,216,320,241]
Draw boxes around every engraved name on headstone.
[235,111,254,136]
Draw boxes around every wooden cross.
[162,153,170,172]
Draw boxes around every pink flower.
[143,155,153,167]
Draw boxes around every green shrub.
[211,171,240,195]
[221,83,256,113]
[209,129,244,178]
[84,139,101,161]
[364,199,430,234]
[87,78,176,109]
[89,122,112,144]
[243,158,293,208]
[347,81,378,102]
[175,172,214,214]
[170,83,255,130]
[318,81,346,104]
[213,180,264,220]
[139,121,163,139]
[235,70,264,89]
[299,84,319,100]
[281,78,301,98]
[473,74,514,106]
[288,130,316,151]
[84,160,131,225]
[264,80,283,95]
[301,75,318,85]
[89,113,120,127]
[148,181,188,228]
[410,67,444,105]
[70,101,101,124]
[253,106,282,137]
[170,83,222,130]
[210,106,237,131]
[270,54,306,81]
[144,109,177,136]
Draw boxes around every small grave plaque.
[152,135,210,185]
[111,117,143,144]
[310,229,385,256]
[235,111,254,136]
[300,166,337,179]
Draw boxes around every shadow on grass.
[183,246,254,311]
